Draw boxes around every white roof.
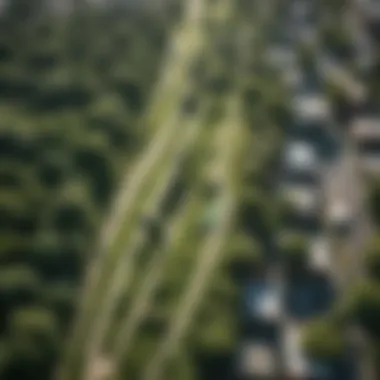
[351,117,380,139]
[240,342,276,377]
[309,236,331,272]
[281,186,319,213]
[284,142,318,170]
[256,291,281,320]
[248,282,283,321]
[327,201,352,223]
[292,94,330,121]
[283,323,310,378]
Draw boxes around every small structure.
[284,142,319,173]
[281,185,320,216]
[87,355,115,380]
[239,342,278,379]
[292,94,331,122]
[308,236,332,274]
[351,116,380,140]
[326,200,353,236]
[245,279,283,323]
[266,45,297,69]
[282,322,311,379]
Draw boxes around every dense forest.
[0,1,178,379]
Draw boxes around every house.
[244,279,283,324]
[282,142,321,184]
[238,341,279,379]
[292,94,331,123]
[308,236,332,276]
[282,322,311,379]
[280,186,321,217]
[281,322,333,380]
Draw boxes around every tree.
[165,350,197,380]
[2,307,59,380]
[120,333,157,379]
[87,93,136,150]
[302,318,345,361]
[297,43,316,72]
[279,233,309,273]
[5,0,45,22]
[44,283,77,328]
[321,25,353,61]
[365,235,380,279]
[324,80,353,124]
[225,233,263,280]
[369,181,380,225]
[346,280,380,338]
[239,187,274,239]
[0,4,172,380]
[0,266,41,320]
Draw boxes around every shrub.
[279,233,309,272]
[302,319,345,361]
[365,235,380,279]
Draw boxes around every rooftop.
[292,94,330,121]
[283,323,310,378]
[351,117,380,139]
[245,281,283,322]
[239,342,277,377]
[284,142,318,170]
[309,236,331,272]
[281,185,320,214]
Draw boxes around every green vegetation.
[279,233,309,274]
[302,318,345,361]
[0,1,174,379]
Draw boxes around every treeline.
[0,1,175,379]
